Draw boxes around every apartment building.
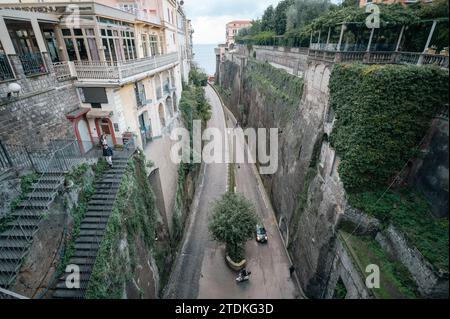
[226,20,252,49]
[0,0,192,151]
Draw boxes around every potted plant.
[209,192,258,270]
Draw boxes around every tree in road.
[209,193,258,263]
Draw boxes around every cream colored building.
[0,0,192,150]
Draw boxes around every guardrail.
[18,53,47,76]
[308,49,449,68]
[0,54,14,82]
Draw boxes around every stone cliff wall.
[217,51,448,299]
[0,54,77,146]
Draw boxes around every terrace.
[53,51,178,85]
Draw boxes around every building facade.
[226,20,252,49]
[0,0,193,151]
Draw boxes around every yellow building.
[0,0,191,150]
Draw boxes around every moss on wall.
[85,152,158,299]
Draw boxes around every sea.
[193,44,217,76]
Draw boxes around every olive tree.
[209,193,258,263]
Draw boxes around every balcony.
[18,53,47,76]
[58,52,179,85]
[0,54,14,82]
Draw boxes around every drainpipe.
[418,20,437,65]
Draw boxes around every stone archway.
[158,103,166,128]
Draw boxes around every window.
[0,40,15,81]
[142,34,149,57]
[149,35,159,56]
[135,81,147,108]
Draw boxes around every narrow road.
[165,85,299,299]
[164,85,228,299]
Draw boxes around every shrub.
[209,193,258,262]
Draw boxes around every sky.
[183,0,283,45]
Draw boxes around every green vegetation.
[86,153,158,299]
[209,192,258,263]
[329,63,448,192]
[245,60,303,125]
[333,278,347,299]
[0,172,38,232]
[348,189,449,272]
[189,68,209,87]
[58,161,107,274]
[236,0,448,49]
[172,69,212,243]
[328,63,448,273]
[340,231,419,299]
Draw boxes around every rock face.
[217,51,449,299]
[219,57,345,297]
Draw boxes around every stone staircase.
[53,156,129,299]
[0,172,65,288]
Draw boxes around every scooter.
[236,270,251,283]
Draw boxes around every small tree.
[209,193,258,263]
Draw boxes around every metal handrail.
[0,140,84,288]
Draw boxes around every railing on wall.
[0,54,15,82]
[18,53,47,76]
[71,52,178,83]
[308,49,449,68]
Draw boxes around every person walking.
[103,144,114,168]
[100,133,108,147]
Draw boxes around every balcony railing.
[52,62,73,81]
[18,53,47,76]
[308,49,449,68]
[0,54,14,81]
[73,52,178,83]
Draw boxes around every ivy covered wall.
[85,152,160,299]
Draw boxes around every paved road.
[165,85,299,299]
[164,85,228,299]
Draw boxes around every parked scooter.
[236,269,251,283]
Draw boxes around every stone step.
[0,273,14,287]
[10,210,42,219]
[0,261,20,273]
[0,228,34,239]
[82,217,110,224]
[27,191,57,201]
[83,211,111,218]
[0,249,26,261]
[56,274,91,289]
[40,175,64,183]
[88,199,115,206]
[73,250,99,258]
[74,242,101,250]
[67,257,96,266]
[86,205,113,212]
[52,289,85,299]
[7,219,39,228]
[91,194,116,200]
[0,239,29,249]
[32,184,60,192]
[79,223,107,230]
[93,188,119,195]
[78,229,105,237]
[75,235,104,244]
[17,200,49,209]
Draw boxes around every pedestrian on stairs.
[103,144,114,168]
